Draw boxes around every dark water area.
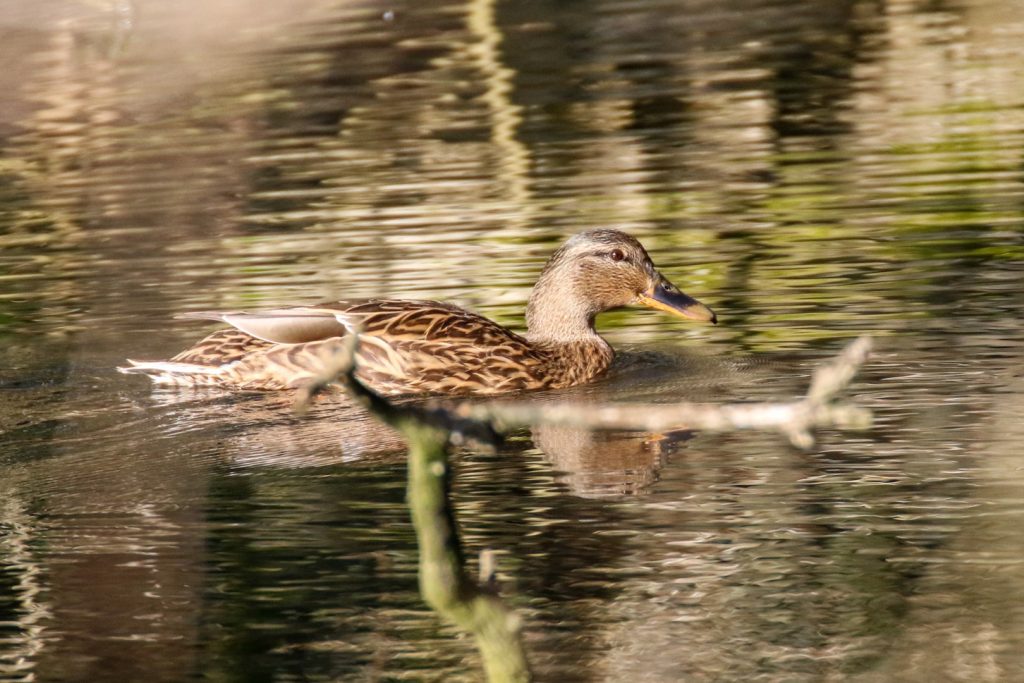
[1,0,1023,680]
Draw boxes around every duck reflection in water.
[140,388,692,496]
[531,424,694,497]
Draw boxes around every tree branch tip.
[833,405,874,430]
[833,335,873,369]
[784,427,815,450]
[292,387,315,415]
[292,332,362,414]
[805,335,874,404]
[479,548,498,588]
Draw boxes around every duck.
[119,229,716,396]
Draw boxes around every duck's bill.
[638,278,718,324]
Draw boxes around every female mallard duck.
[120,229,716,395]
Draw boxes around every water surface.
[2,0,1023,681]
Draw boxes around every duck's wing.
[327,300,546,394]
[170,299,544,394]
[170,328,274,365]
[177,307,349,344]
[180,299,526,346]
[330,299,526,345]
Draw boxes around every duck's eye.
[609,249,625,262]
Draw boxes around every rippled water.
[2,0,1023,681]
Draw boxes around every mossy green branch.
[404,421,530,683]
[296,335,530,683]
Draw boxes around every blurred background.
[1,0,1022,680]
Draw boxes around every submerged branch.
[453,336,873,449]
[297,333,530,683]
[294,335,874,682]
[404,423,531,683]
[298,336,873,450]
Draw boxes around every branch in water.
[295,332,530,682]
[294,334,873,682]
[296,335,874,449]
[451,336,873,449]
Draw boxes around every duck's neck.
[525,279,605,345]
[524,274,614,386]
[528,290,612,384]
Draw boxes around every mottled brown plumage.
[120,230,716,396]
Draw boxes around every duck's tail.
[118,360,227,387]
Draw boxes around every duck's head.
[526,229,716,340]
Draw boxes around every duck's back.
[122,299,566,395]
[336,299,552,394]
